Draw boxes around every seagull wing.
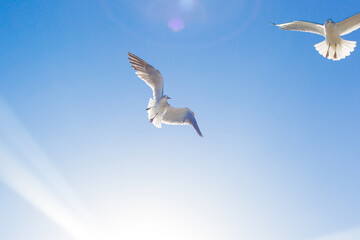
[273,21,325,36]
[162,106,203,137]
[128,52,164,103]
[337,12,360,36]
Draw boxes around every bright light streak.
[0,97,97,240]
[0,98,93,221]
[0,143,95,240]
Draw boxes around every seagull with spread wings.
[272,12,360,60]
[128,52,203,137]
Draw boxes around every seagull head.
[325,19,334,26]
[163,95,171,100]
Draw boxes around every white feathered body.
[315,22,356,60]
[147,97,168,128]
[274,13,360,60]
[324,23,342,43]
[147,98,202,136]
[129,52,203,137]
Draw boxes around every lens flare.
[100,0,262,47]
[168,17,185,32]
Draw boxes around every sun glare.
[96,198,222,240]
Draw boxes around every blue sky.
[1,0,360,239]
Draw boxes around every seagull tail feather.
[314,39,356,61]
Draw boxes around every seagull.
[128,52,203,137]
[272,12,360,60]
